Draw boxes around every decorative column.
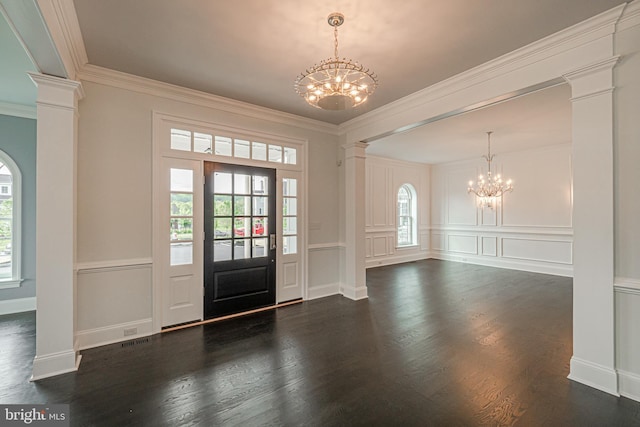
[563,56,619,396]
[28,73,84,380]
[341,142,368,300]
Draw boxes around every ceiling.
[0,10,37,107]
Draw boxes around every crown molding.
[35,0,88,80]
[617,0,640,32]
[339,3,627,137]
[78,64,339,135]
[0,102,37,119]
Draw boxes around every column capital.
[28,72,84,109]
[563,56,620,101]
[342,141,369,159]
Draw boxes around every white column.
[341,142,368,300]
[28,73,84,380]
[564,56,619,396]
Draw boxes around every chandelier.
[467,132,514,209]
[294,12,378,110]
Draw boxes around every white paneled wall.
[431,144,573,276]
[365,156,430,268]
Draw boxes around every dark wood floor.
[2,260,640,426]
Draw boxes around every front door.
[204,162,276,319]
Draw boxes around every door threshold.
[161,299,303,333]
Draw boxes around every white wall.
[75,78,341,348]
[364,155,430,268]
[613,17,640,402]
[431,144,573,276]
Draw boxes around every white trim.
[0,102,36,119]
[76,318,153,350]
[0,279,23,289]
[31,351,81,381]
[307,283,340,300]
[431,252,573,277]
[340,284,368,301]
[617,369,640,403]
[614,277,640,293]
[366,252,428,269]
[430,225,573,236]
[568,356,619,397]
[617,0,640,32]
[0,296,35,315]
[76,258,153,273]
[307,242,342,251]
[79,65,339,135]
[0,149,22,284]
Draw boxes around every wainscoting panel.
[482,237,498,257]
[448,234,478,255]
[502,237,572,264]
[432,233,445,251]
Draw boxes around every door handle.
[270,234,277,250]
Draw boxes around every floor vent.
[121,337,150,348]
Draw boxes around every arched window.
[0,150,21,288]
[397,184,417,247]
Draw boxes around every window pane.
[234,217,251,237]
[253,175,268,195]
[283,236,297,255]
[170,218,193,241]
[214,172,232,193]
[234,174,251,195]
[171,193,193,216]
[215,136,232,156]
[171,129,191,151]
[283,178,297,197]
[0,217,11,278]
[284,147,297,164]
[171,242,192,265]
[252,142,267,161]
[213,240,232,262]
[268,145,282,163]
[253,218,267,236]
[234,139,250,158]
[233,239,251,260]
[252,238,268,258]
[214,218,232,239]
[170,169,193,192]
[214,195,232,216]
[234,195,251,216]
[194,132,212,154]
[253,196,267,215]
[283,197,297,216]
[283,217,297,235]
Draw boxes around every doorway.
[204,162,277,319]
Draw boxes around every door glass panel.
[171,129,191,151]
[234,217,251,237]
[283,217,297,235]
[253,176,268,195]
[235,139,250,158]
[284,147,297,164]
[215,136,232,156]
[213,195,232,216]
[171,242,193,265]
[253,197,267,215]
[234,196,251,216]
[268,145,282,163]
[213,240,232,262]
[214,172,232,193]
[214,218,232,239]
[171,193,193,216]
[233,239,250,260]
[171,169,193,192]
[194,132,212,154]
[170,218,193,241]
[283,236,297,255]
[283,198,297,216]
[252,142,267,161]
[234,174,251,195]
[283,178,297,196]
[253,218,267,236]
[252,238,268,258]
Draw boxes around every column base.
[31,350,81,381]
[568,356,619,396]
[340,284,368,301]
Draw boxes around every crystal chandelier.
[294,12,378,110]
[467,132,514,209]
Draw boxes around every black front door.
[204,162,276,319]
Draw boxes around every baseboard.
[431,252,573,277]
[366,252,429,269]
[568,356,619,396]
[618,369,640,402]
[306,283,340,300]
[340,284,368,301]
[0,297,36,315]
[31,350,81,381]
[76,318,153,350]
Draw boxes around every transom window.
[397,184,417,247]
[171,128,297,165]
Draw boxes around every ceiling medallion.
[294,12,378,111]
[467,131,514,209]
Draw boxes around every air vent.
[121,337,150,348]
